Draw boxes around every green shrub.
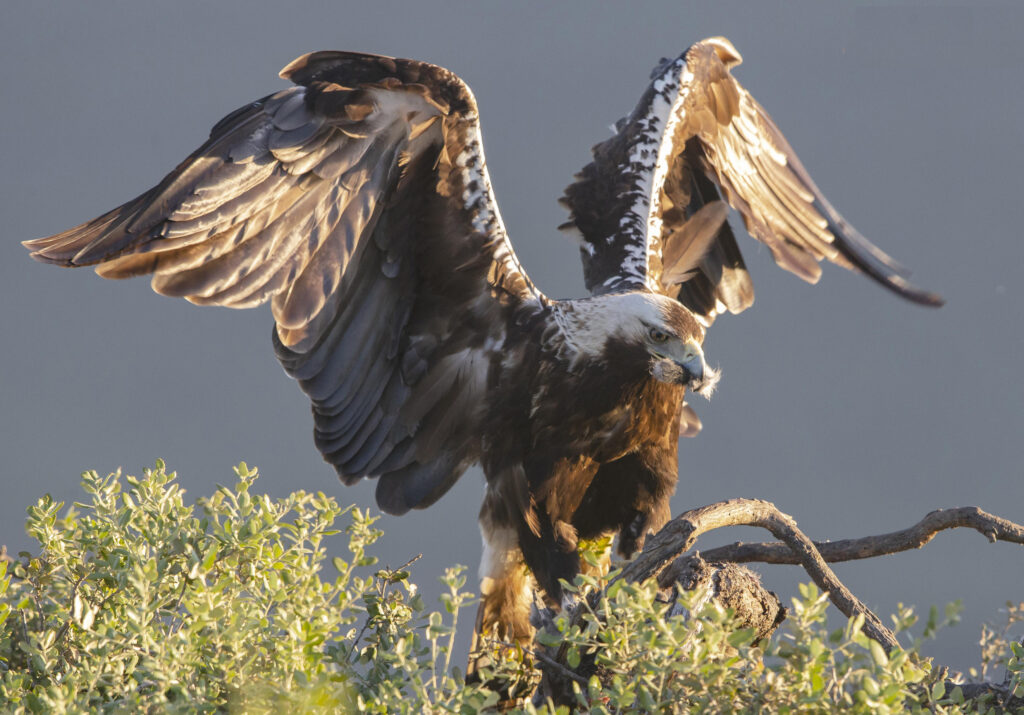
[0,462,501,713]
[0,463,1019,713]
[541,577,990,713]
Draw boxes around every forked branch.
[614,498,900,649]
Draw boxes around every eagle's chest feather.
[484,347,683,471]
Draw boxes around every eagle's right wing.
[25,51,545,514]
[561,37,942,325]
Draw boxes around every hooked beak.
[649,340,720,397]
[678,341,720,398]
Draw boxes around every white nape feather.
[561,292,680,356]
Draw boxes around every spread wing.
[25,51,546,514]
[561,36,943,324]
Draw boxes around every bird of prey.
[24,37,941,649]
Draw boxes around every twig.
[533,649,588,686]
[698,506,1024,565]
[347,553,422,664]
[54,573,89,649]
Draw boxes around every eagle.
[24,37,941,649]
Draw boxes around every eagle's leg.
[515,512,580,608]
[573,449,677,559]
[468,504,534,678]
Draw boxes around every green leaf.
[727,627,754,649]
[536,630,563,648]
[869,639,889,667]
[811,671,824,692]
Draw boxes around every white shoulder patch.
[615,57,692,292]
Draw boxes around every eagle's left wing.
[24,51,546,515]
[561,37,942,325]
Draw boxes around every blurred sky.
[2,2,1022,674]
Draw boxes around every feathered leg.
[467,501,534,678]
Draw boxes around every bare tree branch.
[698,506,1024,565]
[614,498,899,650]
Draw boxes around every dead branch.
[657,555,786,642]
[947,678,1022,710]
[614,498,899,650]
[698,506,1024,565]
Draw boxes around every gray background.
[2,2,1021,674]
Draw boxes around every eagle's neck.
[546,293,659,366]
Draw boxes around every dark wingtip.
[817,205,944,308]
[853,242,945,307]
[851,245,944,307]
[858,258,944,307]
[887,277,945,307]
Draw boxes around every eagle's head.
[570,292,720,398]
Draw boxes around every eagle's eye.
[648,327,670,343]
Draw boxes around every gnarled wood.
[614,497,899,650]
[699,506,1024,564]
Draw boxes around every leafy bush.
[0,463,1020,713]
[540,577,1007,714]
[0,462,500,713]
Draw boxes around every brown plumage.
[24,38,941,655]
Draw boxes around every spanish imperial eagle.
[24,37,941,647]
